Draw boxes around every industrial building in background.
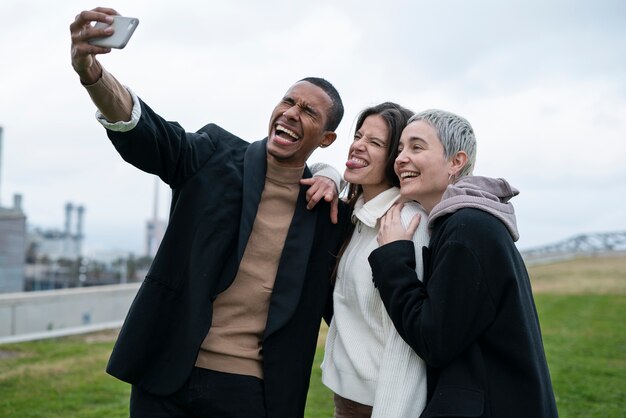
[0,125,156,294]
[24,201,89,290]
[27,202,85,261]
[0,124,93,292]
[0,126,27,292]
[0,197,26,293]
[0,207,27,292]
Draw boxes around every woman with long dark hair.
[321,102,428,418]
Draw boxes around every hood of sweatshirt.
[427,176,520,241]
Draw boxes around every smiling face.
[266,81,337,167]
[395,121,454,213]
[344,114,393,202]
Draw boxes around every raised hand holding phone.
[70,8,117,83]
[69,7,135,121]
[89,16,139,49]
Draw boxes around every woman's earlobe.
[452,151,468,173]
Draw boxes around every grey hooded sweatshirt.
[427,176,520,242]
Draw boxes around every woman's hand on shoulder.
[378,202,421,246]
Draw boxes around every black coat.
[369,208,558,418]
[105,99,348,418]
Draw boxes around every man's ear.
[450,151,468,176]
[320,132,337,148]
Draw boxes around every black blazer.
[369,209,558,418]
[105,100,348,418]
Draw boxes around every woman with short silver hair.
[369,109,558,418]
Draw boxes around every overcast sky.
[1,0,624,256]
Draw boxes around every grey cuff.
[310,162,345,192]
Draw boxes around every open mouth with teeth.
[399,171,419,180]
[274,124,301,144]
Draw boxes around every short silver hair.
[408,109,477,178]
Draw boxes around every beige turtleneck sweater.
[195,158,304,378]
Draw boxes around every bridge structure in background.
[521,231,626,264]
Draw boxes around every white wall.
[0,283,140,344]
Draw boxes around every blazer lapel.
[237,139,267,263]
[214,139,266,296]
[264,166,318,338]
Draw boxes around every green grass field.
[0,255,624,417]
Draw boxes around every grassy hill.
[528,254,626,294]
[0,255,624,417]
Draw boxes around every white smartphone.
[89,16,139,49]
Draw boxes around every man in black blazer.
[71,8,348,418]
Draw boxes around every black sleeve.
[369,239,497,367]
[106,99,218,188]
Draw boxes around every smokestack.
[65,201,73,236]
[76,205,85,256]
[0,126,3,206]
[13,193,22,211]
[153,176,159,222]
[76,205,85,238]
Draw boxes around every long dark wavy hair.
[331,102,414,283]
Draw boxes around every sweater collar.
[352,187,400,228]
[266,157,305,185]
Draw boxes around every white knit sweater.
[321,187,429,417]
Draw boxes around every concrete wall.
[0,283,140,343]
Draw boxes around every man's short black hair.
[298,77,344,132]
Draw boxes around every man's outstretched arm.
[70,7,133,122]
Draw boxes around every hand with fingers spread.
[69,7,119,84]
[377,202,421,246]
[300,176,339,224]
